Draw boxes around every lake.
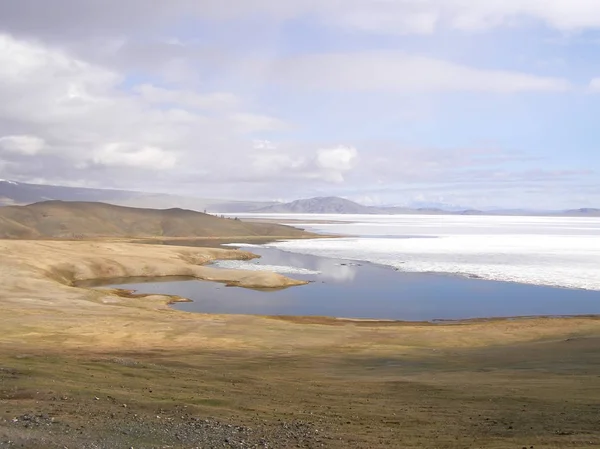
[104,242,600,322]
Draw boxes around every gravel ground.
[0,407,332,449]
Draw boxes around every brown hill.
[0,201,311,239]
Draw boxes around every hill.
[563,208,600,217]
[254,197,375,214]
[0,201,311,239]
[251,197,487,215]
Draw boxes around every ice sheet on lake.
[221,243,265,248]
[211,259,320,275]
[237,214,600,237]
[257,215,600,291]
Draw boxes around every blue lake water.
[103,245,600,321]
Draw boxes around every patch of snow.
[221,243,265,248]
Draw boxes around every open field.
[1,239,600,448]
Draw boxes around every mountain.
[0,201,311,239]
[2,181,597,217]
[253,197,374,214]
[0,180,276,212]
[251,197,485,215]
[562,208,600,217]
[250,196,600,216]
[404,200,469,212]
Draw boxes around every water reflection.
[315,258,358,282]
[244,247,359,282]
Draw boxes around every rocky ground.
[1,410,326,448]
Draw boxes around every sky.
[0,1,599,210]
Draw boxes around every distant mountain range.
[562,208,600,216]
[255,197,373,214]
[0,180,276,212]
[252,196,600,216]
[1,180,599,217]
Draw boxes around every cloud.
[0,135,46,155]
[0,33,121,125]
[4,1,600,41]
[229,113,288,133]
[0,5,597,208]
[266,51,571,93]
[253,139,277,150]
[317,1,600,35]
[316,146,358,182]
[0,33,294,183]
[324,1,439,35]
[0,33,362,194]
[249,143,358,184]
[589,78,600,92]
[135,84,240,110]
[251,152,306,176]
[438,0,600,33]
[92,142,177,170]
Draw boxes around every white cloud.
[0,33,293,185]
[253,139,277,150]
[306,0,600,35]
[589,78,600,92]
[229,113,287,133]
[250,144,358,184]
[296,1,600,34]
[316,146,358,182]
[0,7,596,207]
[323,1,439,35]
[251,152,306,175]
[440,0,600,33]
[135,84,239,110]
[269,51,571,93]
[6,1,600,36]
[0,135,46,155]
[0,33,121,124]
[93,142,177,170]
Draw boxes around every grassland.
[1,239,599,448]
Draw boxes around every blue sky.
[0,1,599,209]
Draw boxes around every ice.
[253,215,600,291]
[211,259,320,275]
[234,213,600,236]
[220,243,265,248]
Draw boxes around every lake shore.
[1,238,600,447]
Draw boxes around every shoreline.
[1,238,598,336]
[2,236,598,324]
[94,274,600,326]
[77,236,600,322]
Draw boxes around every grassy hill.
[0,201,311,239]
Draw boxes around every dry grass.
[0,201,315,239]
[1,239,600,447]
